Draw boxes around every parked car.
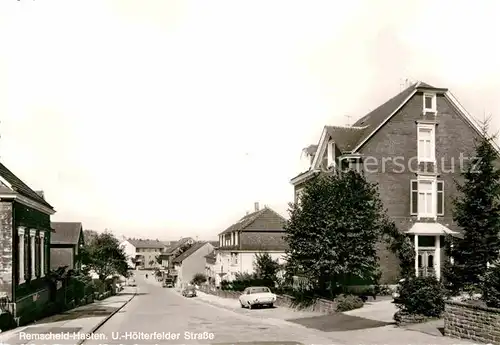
[182,286,197,297]
[162,279,174,288]
[128,278,136,287]
[239,286,276,309]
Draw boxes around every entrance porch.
[407,222,460,279]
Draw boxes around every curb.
[76,287,137,345]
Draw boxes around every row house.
[120,238,166,269]
[214,202,287,286]
[291,81,484,283]
[0,163,56,325]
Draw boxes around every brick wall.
[198,286,338,313]
[444,300,500,345]
[0,201,13,300]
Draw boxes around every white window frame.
[295,188,304,204]
[423,93,437,113]
[416,177,437,219]
[18,227,25,284]
[231,252,238,265]
[417,124,436,163]
[327,140,335,167]
[40,232,45,277]
[30,229,36,279]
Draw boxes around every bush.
[395,276,445,317]
[335,294,364,312]
[481,263,500,308]
[191,273,207,285]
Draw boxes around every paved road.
[81,271,344,345]
[80,271,476,345]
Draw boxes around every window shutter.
[35,236,41,277]
[24,235,29,280]
[437,181,444,215]
[410,180,418,215]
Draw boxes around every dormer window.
[327,140,335,167]
[423,93,437,114]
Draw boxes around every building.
[214,202,287,286]
[290,81,485,283]
[0,163,56,325]
[171,242,214,287]
[120,238,165,269]
[50,222,84,271]
[159,237,195,270]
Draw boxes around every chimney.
[254,202,259,211]
[35,190,45,199]
[246,211,249,215]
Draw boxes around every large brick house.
[291,81,484,284]
[214,202,287,286]
[0,163,55,324]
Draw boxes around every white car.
[239,286,276,309]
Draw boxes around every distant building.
[50,222,84,271]
[171,242,214,288]
[120,238,166,269]
[158,237,195,269]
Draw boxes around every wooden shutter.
[437,181,444,216]
[410,180,418,215]
[35,236,41,277]
[24,234,29,280]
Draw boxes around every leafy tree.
[155,255,163,265]
[254,252,280,281]
[285,170,388,297]
[445,121,500,292]
[80,231,131,282]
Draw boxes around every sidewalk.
[0,286,137,345]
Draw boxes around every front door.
[417,250,435,277]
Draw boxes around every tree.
[155,255,163,265]
[445,120,500,292]
[148,260,155,267]
[254,252,280,282]
[285,170,387,297]
[80,231,131,282]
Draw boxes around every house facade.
[120,239,166,269]
[214,203,287,286]
[50,222,84,271]
[171,242,214,288]
[204,251,216,285]
[291,81,483,284]
[0,163,56,325]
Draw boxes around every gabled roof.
[51,222,83,245]
[0,162,54,209]
[172,242,209,264]
[219,207,286,235]
[325,125,368,152]
[127,238,165,249]
[165,237,194,254]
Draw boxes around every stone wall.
[444,300,500,345]
[198,286,338,313]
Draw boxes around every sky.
[0,0,499,240]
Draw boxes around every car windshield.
[249,287,270,293]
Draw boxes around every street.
[79,271,476,345]
[81,271,341,345]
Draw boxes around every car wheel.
[248,303,253,309]
[240,302,245,308]
[269,303,273,308]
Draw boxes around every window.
[437,181,444,215]
[417,124,435,162]
[418,180,433,217]
[18,227,25,284]
[423,93,437,113]
[327,140,335,167]
[295,188,304,204]
[231,252,238,265]
[410,179,439,218]
[40,232,45,277]
[30,229,36,279]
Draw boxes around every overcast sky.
[0,0,498,240]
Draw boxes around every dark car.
[162,279,174,288]
[182,286,196,297]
